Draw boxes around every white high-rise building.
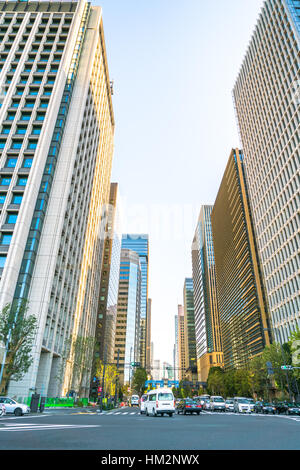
[233,0,300,344]
[0,0,114,398]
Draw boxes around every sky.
[94,0,264,366]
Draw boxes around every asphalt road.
[1,407,300,450]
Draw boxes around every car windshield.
[247,399,254,403]
[186,400,197,404]
[263,403,272,406]
[237,399,249,404]
[213,398,224,402]
[226,400,234,404]
[158,393,173,401]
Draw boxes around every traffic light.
[266,361,274,375]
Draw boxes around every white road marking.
[0,423,101,432]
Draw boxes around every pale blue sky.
[95,0,264,366]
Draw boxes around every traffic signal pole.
[280,344,293,402]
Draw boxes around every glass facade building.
[114,249,141,385]
[191,206,223,382]
[183,278,197,375]
[90,183,121,397]
[233,0,300,344]
[211,149,272,370]
[0,1,115,397]
[121,234,149,368]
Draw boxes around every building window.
[0,255,6,268]
[6,213,18,224]
[1,233,12,245]
[6,158,17,168]
[22,158,33,168]
[12,194,23,205]
[17,177,27,186]
[0,193,6,204]
[0,177,11,186]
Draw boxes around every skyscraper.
[121,234,149,368]
[211,149,272,370]
[0,1,115,398]
[90,183,121,397]
[145,298,152,374]
[183,278,197,380]
[233,0,300,344]
[177,304,187,381]
[192,206,223,382]
[113,249,141,385]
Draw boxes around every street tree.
[131,368,147,395]
[0,300,37,394]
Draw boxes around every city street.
[0,407,300,450]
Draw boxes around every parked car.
[0,403,6,417]
[245,398,255,412]
[284,403,300,416]
[176,398,202,415]
[233,397,252,413]
[225,398,235,412]
[202,398,212,410]
[140,394,147,414]
[0,397,30,416]
[273,402,289,414]
[254,401,276,414]
[210,396,226,412]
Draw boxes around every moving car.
[225,398,235,412]
[0,397,30,416]
[176,398,202,415]
[233,397,251,413]
[130,395,140,407]
[140,394,147,414]
[254,401,276,414]
[145,388,175,417]
[210,396,226,412]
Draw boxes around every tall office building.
[177,304,187,381]
[233,0,300,344]
[121,234,149,368]
[211,149,272,370]
[174,314,178,381]
[152,359,161,381]
[192,206,223,382]
[183,278,197,379]
[0,1,115,397]
[90,183,121,396]
[113,249,141,385]
[145,298,152,374]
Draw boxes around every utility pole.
[114,349,120,408]
[99,345,108,413]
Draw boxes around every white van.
[145,388,175,417]
[130,395,139,407]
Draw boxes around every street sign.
[131,362,140,367]
[281,365,293,371]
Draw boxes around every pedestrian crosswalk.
[0,422,101,432]
[106,411,140,416]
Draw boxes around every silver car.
[0,397,30,416]
[225,399,235,412]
